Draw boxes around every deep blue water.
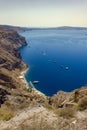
[19,29,87,96]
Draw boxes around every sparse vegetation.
[2,128,10,130]
[78,96,87,111]
[0,107,14,121]
[18,114,56,130]
[56,107,75,119]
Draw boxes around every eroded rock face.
[0,29,27,70]
[0,73,18,89]
[0,87,10,106]
[0,29,27,89]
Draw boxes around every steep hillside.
[0,27,47,115]
[0,29,27,89]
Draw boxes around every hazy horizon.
[0,0,87,27]
[0,24,87,28]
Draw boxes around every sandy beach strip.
[19,68,29,88]
[19,68,46,97]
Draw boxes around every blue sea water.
[19,29,87,96]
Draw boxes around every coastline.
[19,68,46,98]
[18,32,46,98]
[20,68,29,89]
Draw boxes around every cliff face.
[0,27,46,114]
[0,29,27,90]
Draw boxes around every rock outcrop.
[0,87,10,106]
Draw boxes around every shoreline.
[19,68,46,97]
[29,81,46,97]
[18,32,46,98]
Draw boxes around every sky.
[0,0,87,27]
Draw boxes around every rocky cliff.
[0,29,27,70]
[0,29,27,100]
[0,27,46,113]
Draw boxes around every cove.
[19,28,87,96]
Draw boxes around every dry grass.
[1,128,10,130]
[56,107,75,119]
[18,114,56,130]
[78,96,87,111]
[0,107,14,121]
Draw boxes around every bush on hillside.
[78,96,87,111]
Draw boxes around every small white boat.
[65,67,69,70]
[33,81,39,84]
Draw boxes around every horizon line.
[0,24,87,28]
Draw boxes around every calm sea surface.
[19,29,87,96]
